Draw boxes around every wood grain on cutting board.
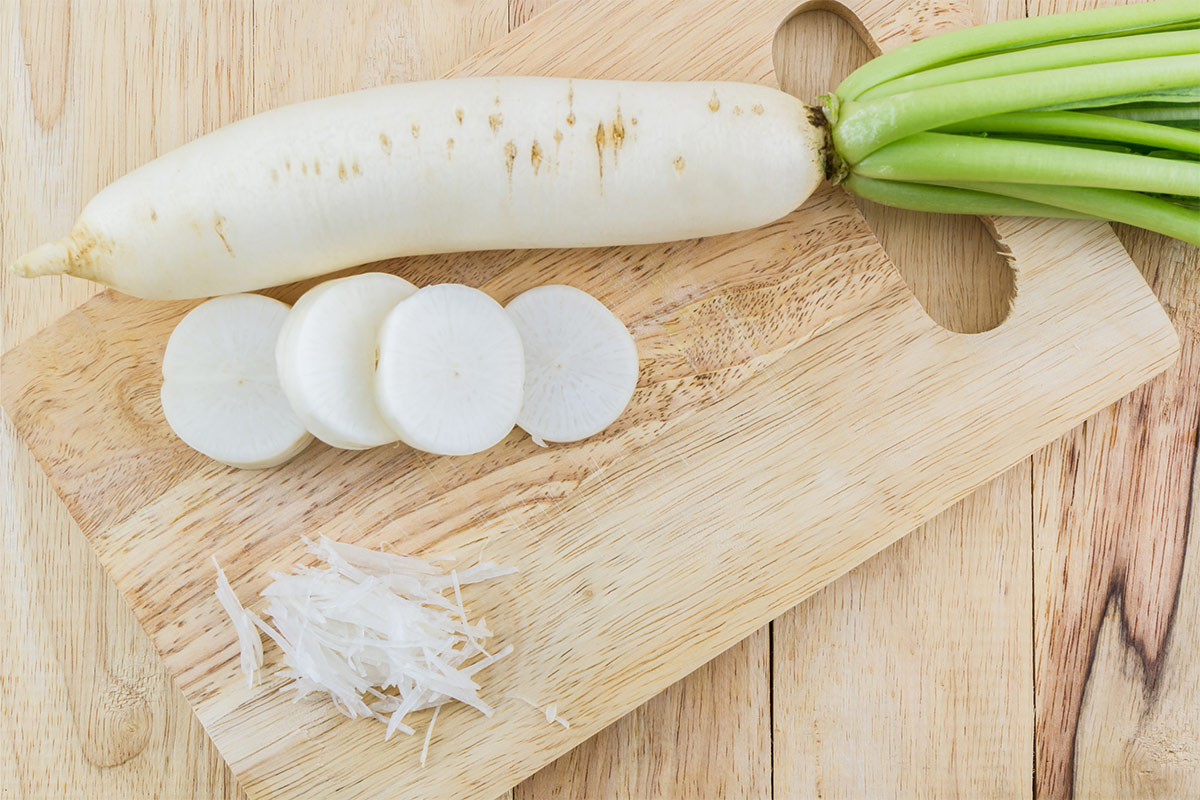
[2,3,1198,800]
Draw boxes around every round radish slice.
[276,272,417,449]
[375,284,525,456]
[505,285,638,444]
[161,294,312,469]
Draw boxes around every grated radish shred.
[211,536,516,747]
[212,556,263,688]
[511,695,571,730]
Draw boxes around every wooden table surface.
[2,1,1197,798]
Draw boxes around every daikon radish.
[505,285,638,444]
[160,294,312,468]
[276,272,417,449]
[10,78,826,299]
[375,285,525,456]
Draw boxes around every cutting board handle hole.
[772,6,1015,334]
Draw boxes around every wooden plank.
[1026,1,1200,796]
[0,411,241,799]
[510,0,557,30]
[1,1,250,796]
[1032,227,1200,800]
[517,629,771,799]
[506,0,772,796]
[251,0,509,111]
[771,6,1032,797]
[0,1,507,796]
[1072,410,1200,800]
[774,472,1034,797]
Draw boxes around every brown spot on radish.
[270,169,279,183]
[284,159,291,170]
[733,105,743,115]
[338,163,347,181]
[674,156,686,173]
[751,103,765,115]
[488,113,503,134]
[708,92,720,112]
[611,109,625,159]
[504,140,517,190]
[213,214,234,256]
[313,161,321,175]
[553,129,563,145]
[595,122,607,182]
[446,138,455,158]
[455,108,464,124]
[149,210,157,221]
[631,117,638,125]
[380,132,392,154]
[352,162,361,176]
[566,111,575,126]
[411,123,420,139]
[531,139,543,174]
[301,162,308,175]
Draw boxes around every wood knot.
[78,678,153,768]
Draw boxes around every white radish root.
[505,285,638,444]
[375,284,525,456]
[160,294,312,468]
[276,272,417,449]
[9,78,826,299]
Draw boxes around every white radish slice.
[276,272,417,449]
[161,294,312,469]
[505,285,638,444]
[375,285,525,456]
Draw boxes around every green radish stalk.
[276,272,417,449]
[161,294,312,468]
[823,0,1200,243]
[374,284,525,456]
[10,79,825,299]
[505,285,638,445]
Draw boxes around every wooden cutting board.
[0,0,1180,797]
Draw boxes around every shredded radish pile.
[212,537,516,756]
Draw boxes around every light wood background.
[2,1,1197,799]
